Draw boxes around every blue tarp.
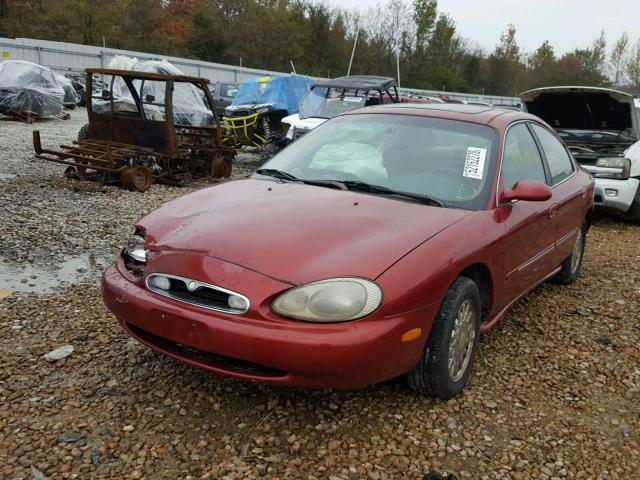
[230,74,313,114]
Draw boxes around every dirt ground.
[0,110,639,480]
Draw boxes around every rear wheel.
[553,223,586,285]
[407,277,481,399]
[210,151,233,178]
[259,142,281,164]
[77,124,90,141]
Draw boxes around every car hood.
[138,179,471,284]
[520,86,639,138]
[290,116,327,129]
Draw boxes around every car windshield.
[259,113,498,210]
[299,87,368,119]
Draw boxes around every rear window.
[531,124,574,184]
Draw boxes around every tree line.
[2,0,639,95]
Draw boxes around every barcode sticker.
[463,147,486,180]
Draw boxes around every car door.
[495,122,557,304]
[529,123,584,264]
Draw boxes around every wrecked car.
[33,67,236,191]
[54,73,80,109]
[223,74,313,159]
[102,103,593,399]
[102,56,217,127]
[521,86,640,221]
[281,76,446,143]
[208,81,239,118]
[0,60,68,122]
[281,75,402,142]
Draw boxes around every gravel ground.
[1,111,639,479]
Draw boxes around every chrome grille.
[145,273,249,314]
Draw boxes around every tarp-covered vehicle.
[0,60,69,122]
[521,86,640,221]
[223,74,312,158]
[54,73,80,109]
[33,67,237,191]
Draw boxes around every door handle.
[548,204,558,219]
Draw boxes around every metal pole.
[396,48,401,88]
[347,31,358,76]
[290,60,296,74]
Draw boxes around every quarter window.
[501,123,546,189]
[531,124,575,184]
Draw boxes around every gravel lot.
[1,110,639,479]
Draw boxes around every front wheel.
[407,276,481,399]
[553,223,586,285]
[623,185,640,223]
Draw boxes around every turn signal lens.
[401,327,423,342]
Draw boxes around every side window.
[501,123,546,189]
[531,124,575,184]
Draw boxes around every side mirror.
[501,179,552,203]
[101,89,111,99]
[145,94,155,103]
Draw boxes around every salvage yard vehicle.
[521,86,640,221]
[223,74,312,159]
[0,60,70,122]
[102,104,594,399]
[208,81,238,118]
[281,75,401,142]
[33,68,237,191]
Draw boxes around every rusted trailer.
[33,68,237,191]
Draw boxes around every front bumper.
[101,259,435,389]
[591,177,639,213]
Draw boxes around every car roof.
[344,102,539,126]
[312,75,397,90]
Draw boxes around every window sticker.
[463,147,486,180]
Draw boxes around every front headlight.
[594,157,631,179]
[271,278,383,322]
[125,233,146,263]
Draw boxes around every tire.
[259,142,281,164]
[407,276,481,399]
[553,223,586,285]
[623,185,640,223]
[77,124,90,141]
[210,151,233,178]
[120,167,153,192]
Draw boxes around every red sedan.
[102,104,594,399]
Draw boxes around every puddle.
[0,173,17,181]
[0,252,115,294]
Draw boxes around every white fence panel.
[0,37,520,105]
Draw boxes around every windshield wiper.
[255,171,443,205]
[336,180,446,207]
[256,169,348,190]
[255,168,299,181]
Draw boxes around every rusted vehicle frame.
[33,68,237,191]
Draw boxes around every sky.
[331,0,638,55]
